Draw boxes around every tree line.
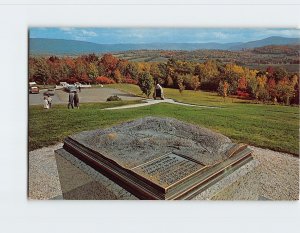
[29,53,299,105]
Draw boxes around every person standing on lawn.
[74,91,80,109]
[43,96,49,109]
[68,91,75,109]
[47,95,52,108]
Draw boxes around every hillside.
[230,36,299,50]
[29,36,299,55]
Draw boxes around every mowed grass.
[29,87,299,155]
[107,83,253,107]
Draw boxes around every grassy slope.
[29,85,299,155]
[109,84,299,154]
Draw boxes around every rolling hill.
[29,36,300,55]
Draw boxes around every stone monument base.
[55,148,260,200]
[54,117,261,200]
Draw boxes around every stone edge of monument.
[62,135,254,200]
[55,147,260,200]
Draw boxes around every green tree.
[138,72,154,98]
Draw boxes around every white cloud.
[81,29,97,37]
[59,28,97,39]
[60,27,74,32]
[213,32,229,40]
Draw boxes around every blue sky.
[29,28,300,44]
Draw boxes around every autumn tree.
[138,72,154,98]
[290,74,299,104]
[74,59,87,83]
[224,63,244,94]
[117,59,129,77]
[238,77,247,91]
[267,78,277,102]
[276,77,295,104]
[273,67,288,82]
[182,74,200,91]
[28,58,37,82]
[100,54,119,77]
[125,62,139,80]
[113,69,122,83]
[218,81,229,99]
[150,63,163,84]
[33,58,50,86]
[87,63,99,83]
[83,53,99,63]
[157,63,168,85]
[256,74,269,101]
[191,76,200,91]
[247,76,258,99]
[195,60,220,91]
[177,75,185,94]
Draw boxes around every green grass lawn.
[107,83,254,107]
[29,85,299,155]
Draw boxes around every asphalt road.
[29,87,142,106]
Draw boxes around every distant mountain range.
[29,36,300,55]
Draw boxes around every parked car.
[29,86,39,94]
[44,89,55,96]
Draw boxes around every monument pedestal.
[54,117,260,200]
[55,148,259,200]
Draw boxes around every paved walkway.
[29,87,142,105]
[103,98,218,110]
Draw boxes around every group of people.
[43,95,52,109]
[68,91,80,109]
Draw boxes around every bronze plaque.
[132,153,205,189]
[62,117,254,199]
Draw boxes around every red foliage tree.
[123,78,138,84]
[267,78,277,101]
[95,76,116,84]
[100,54,119,77]
[238,77,247,90]
[66,77,79,84]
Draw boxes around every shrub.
[123,78,138,85]
[107,95,122,101]
[237,90,250,98]
[96,76,115,84]
[257,88,270,102]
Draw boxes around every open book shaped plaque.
[63,117,253,200]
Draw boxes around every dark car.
[44,89,55,96]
